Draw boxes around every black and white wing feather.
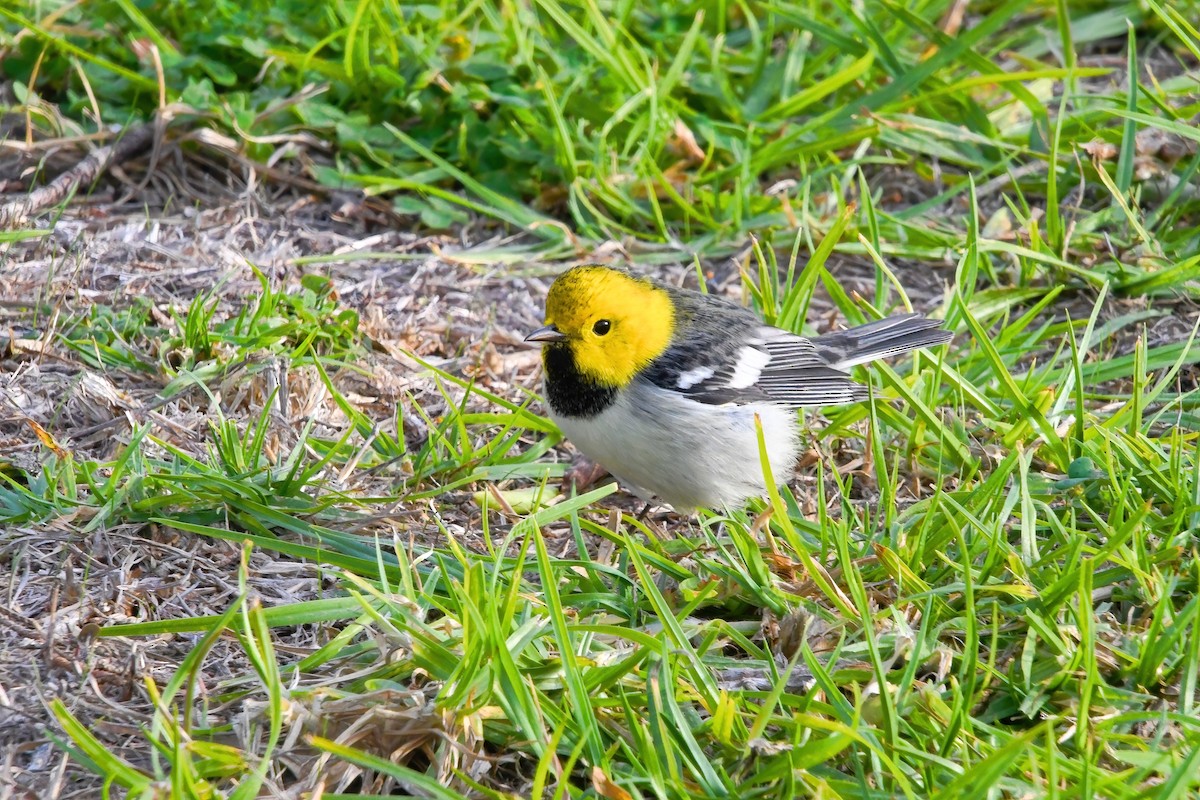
[641,291,951,409]
[664,326,874,407]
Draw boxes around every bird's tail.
[813,313,952,370]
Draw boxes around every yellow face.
[538,266,675,387]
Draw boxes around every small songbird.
[525,265,951,511]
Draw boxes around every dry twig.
[0,121,158,228]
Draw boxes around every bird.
[524,265,951,512]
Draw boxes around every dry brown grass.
[0,144,554,794]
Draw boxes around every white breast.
[549,380,800,511]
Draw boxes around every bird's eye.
[592,319,611,336]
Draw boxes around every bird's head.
[525,265,675,388]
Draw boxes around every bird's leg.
[626,501,669,540]
[563,454,610,493]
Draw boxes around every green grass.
[4,0,1200,798]
[5,0,1200,261]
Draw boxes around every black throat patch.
[543,344,617,418]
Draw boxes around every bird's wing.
[642,324,868,408]
[642,289,950,408]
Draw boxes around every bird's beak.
[524,325,568,343]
